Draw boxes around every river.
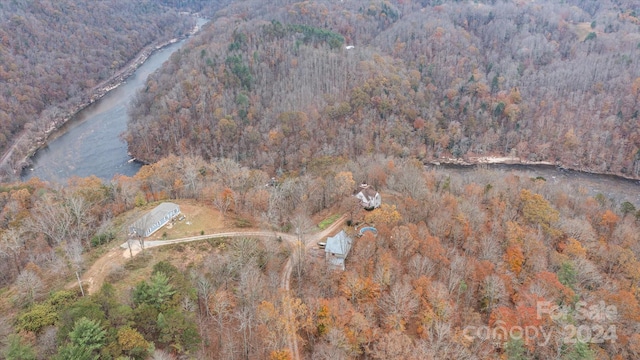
[21,38,191,183]
[430,163,640,208]
[16,21,639,208]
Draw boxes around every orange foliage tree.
[504,245,525,276]
[364,203,402,226]
[599,209,619,237]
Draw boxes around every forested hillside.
[0,0,204,178]
[3,0,640,359]
[126,0,640,177]
[1,154,640,359]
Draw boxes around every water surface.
[22,40,188,183]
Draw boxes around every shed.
[129,202,181,238]
[325,230,353,270]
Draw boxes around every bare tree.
[478,234,500,263]
[15,269,44,305]
[179,155,207,199]
[311,340,350,360]
[37,326,58,359]
[369,330,415,360]
[132,211,157,252]
[388,162,428,201]
[65,238,85,271]
[390,226,416,261]
[25,194,73,247]
[341,196,362,226]
[195,274,213,317]
[0,227,26,275]
[63,237,86,296]
[573,257,604,289]
[325,327,358,359]
[151,349,176,360]
[378,280,419,331]
[210,289,233,354]
[447,252,468,296]
[66,195,94,247]
[235,265,265,360]
[290,209,314,284]
[480,275,507,313]
[291,210,314,243]
[407,253,437,279]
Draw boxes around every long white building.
[129,202,181,238]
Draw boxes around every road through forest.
[78,214,347,360]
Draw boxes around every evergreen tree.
[54,317,106,360]
[3,334,36,360]
[133,272,176,311]
[505,337,527,360]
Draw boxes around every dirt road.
[278,214,347,360]
[77,215,347,360]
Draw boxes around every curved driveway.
[112,214,347,360]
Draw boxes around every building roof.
[355,183,381,209]
[131,202,180,230]
[356,183,377,199]
[325,230,352,257]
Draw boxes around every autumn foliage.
[3,0,640,359]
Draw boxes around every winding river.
[17,19,639,207]
[21,38,191,183]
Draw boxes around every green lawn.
[318,214,341,230]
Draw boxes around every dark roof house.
[129,202,181,238]
[355,183,381,210]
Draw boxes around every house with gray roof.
[325,230,353,270]
[129,202,180,238]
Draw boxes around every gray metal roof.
[131,202,180,230]
[325,230,352,256]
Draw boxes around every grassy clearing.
[318,214,341,230]
[113,238,229,292]
[572,22,594,41]
[146,202,226,240]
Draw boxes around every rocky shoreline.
[0,18,203,181]
[14,39,181,175]
[427,156,640,183]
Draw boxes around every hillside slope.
[125,0,640,177]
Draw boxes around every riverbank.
[428,156,640,183]
[0,16,204,182]
[430,156,553,167]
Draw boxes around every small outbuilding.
[355,183,381,210]
[325,230,353,270]
[129,202,181,238]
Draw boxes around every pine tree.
[3,335,36,360]
[133,272,176,311]
[54,317,105,360]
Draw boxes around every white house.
[129,202,181,238]
[355,183,381,210]
[325,230,353,270]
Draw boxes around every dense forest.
[2,0,640,359]
[1,154,640,359]
[0,0,232,179]
[126,0,640,177]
